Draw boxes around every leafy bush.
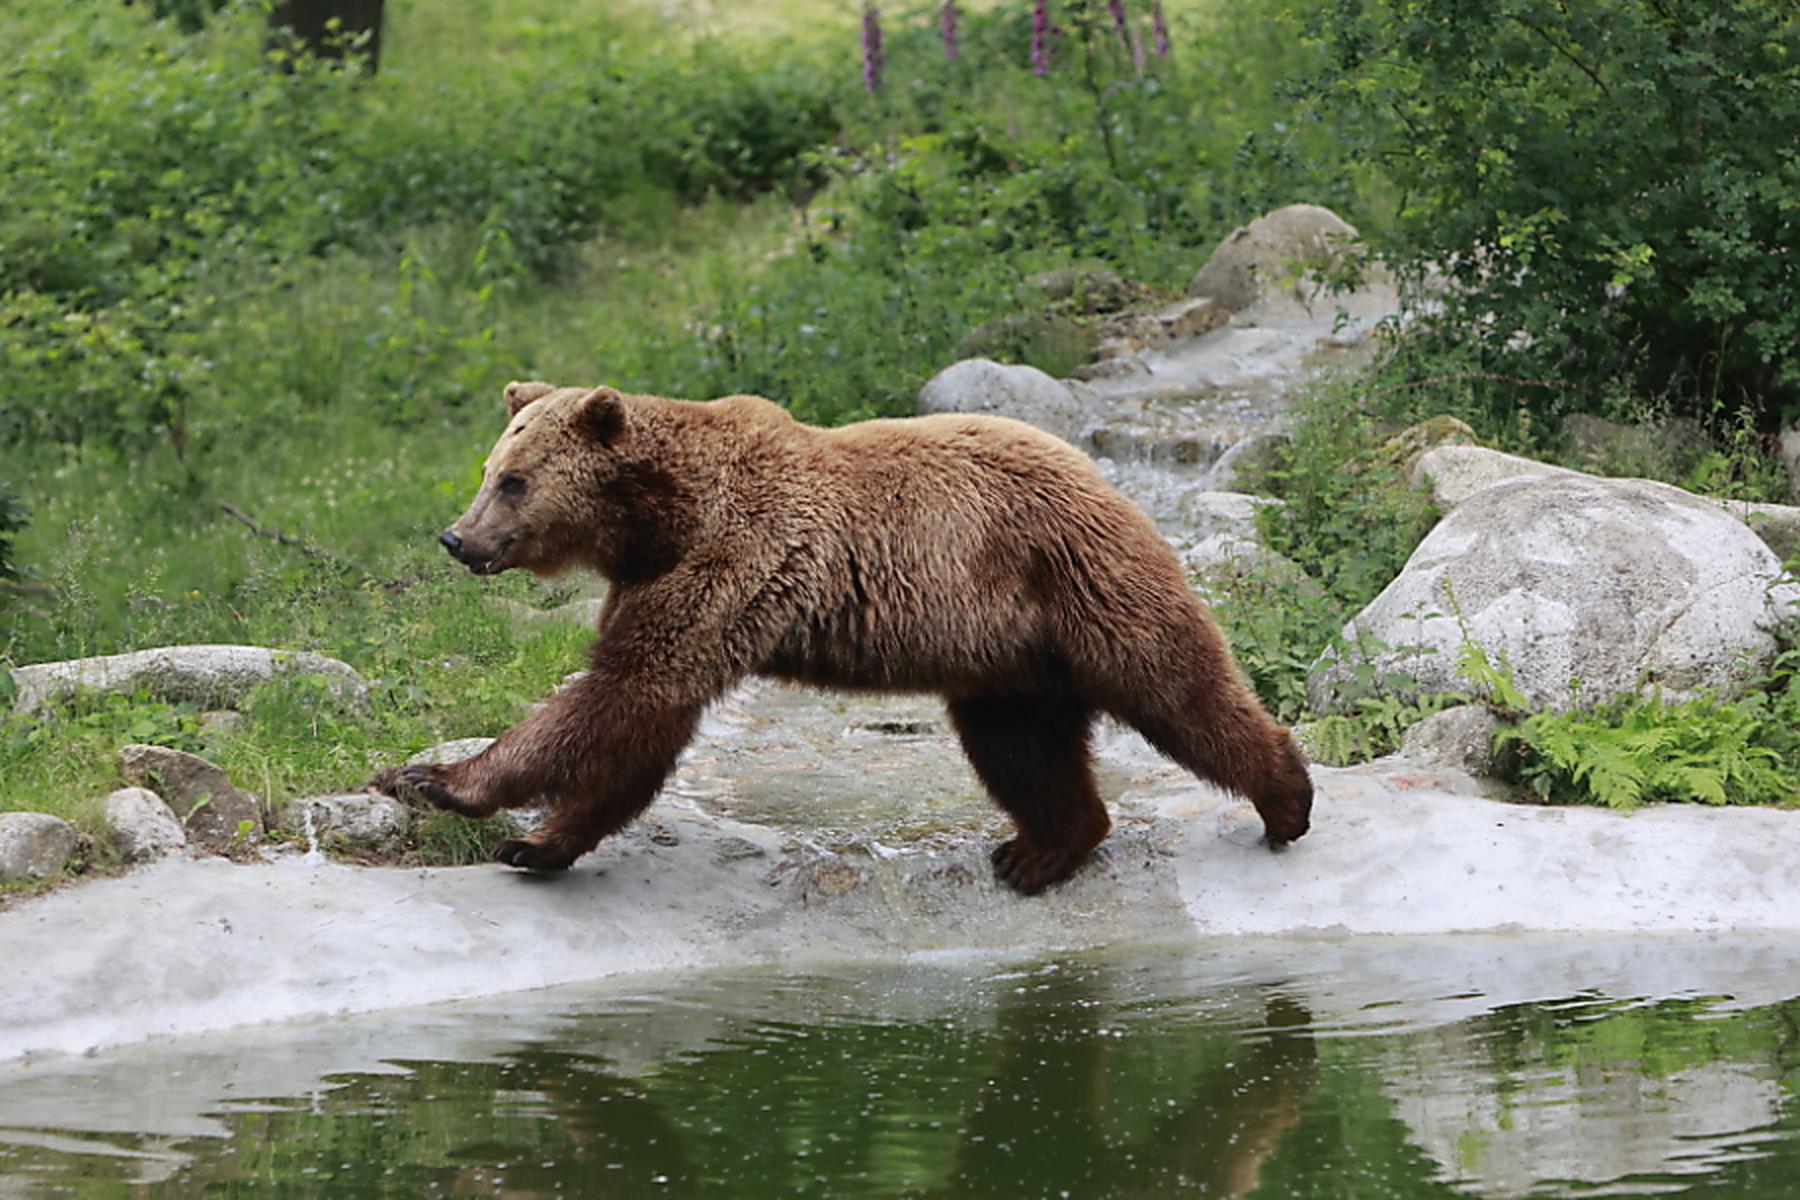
[1304,0,1800,426]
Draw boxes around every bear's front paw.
[369,764,470,814]
[494,837,580,873]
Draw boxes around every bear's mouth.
[466,537,514,576]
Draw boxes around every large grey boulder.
[101,787,185,863]
[1187,204,1396,322]
[11,645,367,716]
[1417,444,1800,564]
[117,744,263,849]
[1309,474,1800,713]
[285,794,411,858]
[0,812,77,882]
[917,358,1087,443]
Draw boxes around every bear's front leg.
[367,759,515,820]
[369,668,708,872]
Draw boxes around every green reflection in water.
[3,957,1799,1199]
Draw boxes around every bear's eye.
[498,473,527,498]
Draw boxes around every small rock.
[711,836,768,864]
[117,744,262,849]
[917,359,1087,444]
[1378,416,1481,476]
[0,812,77,882]
[954,312,1096,370]
[196,711,245,739]
[1400,705,1503,777]
[10,645,368,716]
[286,794,411,858]
[1175,491,1282,543]
[1202,432,1290,492]
[1156,296,1232,342]
[405,738,495,767]
[1025,266,1145,313]
[101,787,185,863]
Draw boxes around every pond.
[2,937,1797,1198]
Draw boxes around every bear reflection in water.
[371,382,1311,893]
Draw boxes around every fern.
[1508,692,1798,810]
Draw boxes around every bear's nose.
[438,530,464,557]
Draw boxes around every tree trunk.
[267,0,385,74]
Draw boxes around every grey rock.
[1202,432,1289,492]
[286,794,412,858]
[1187,204,1394,322]
[1173,493,1288,582]
[1411,445,1582,512]
[953,312,1096,369]
[196,711,245,739]
[1400,705,1503,777]
[101,787,185,863]
[917,358,1087,443]
[405,738,495,767]
[1175,491,1282,543]
[12,645,367,716]
[1024,266,1142,312]
[117,744,262,849]
[0,812,77,882]
[1417,445,1800,564]
[1309,474,1800,713]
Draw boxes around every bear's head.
[439,380,638,579]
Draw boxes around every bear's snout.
[439,529,464,557]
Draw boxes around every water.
[4,941,1797,1198]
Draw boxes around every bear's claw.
[370,764,467,814]
[494,838,578,873]
[990,837,1083,896]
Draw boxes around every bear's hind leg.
[1112,686,1312,847]
[947,693,1109,895]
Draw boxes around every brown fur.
[371,382,1312,893]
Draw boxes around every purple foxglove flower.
[1151,0,1169,56]
[862,3,885,92]
[1129,19,1146,77]
[1107,0,1129,44]
[1031,0,1050,75]
[940,0,960,61]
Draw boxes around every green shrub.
[1304,0,1800,427]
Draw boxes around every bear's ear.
[504,380,556,416]
[573,385,628,446]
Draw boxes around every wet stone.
[116,744,262,850]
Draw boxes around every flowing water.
[3,940,1798,1198]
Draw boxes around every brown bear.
[371,382,1311,893]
